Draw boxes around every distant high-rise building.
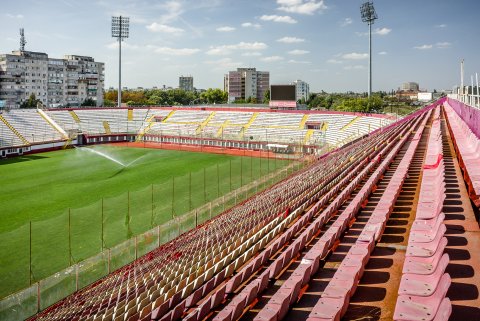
[401,82,419,91]
[292,79,310,102]
[0,50,104,108]
[179,75,194,92]
[224,68,269,103]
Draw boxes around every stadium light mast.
[111,16,129,107]
[360,1,378,98]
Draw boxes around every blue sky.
[1,0,479,93]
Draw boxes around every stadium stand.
[0,108,390,157]
[1,101,479,320]
[17,101,453,321]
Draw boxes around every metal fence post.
[68,209,72,265]
[151,184,154,228]
[29,221,32,285]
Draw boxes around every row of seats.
[302,111,428,321]
[31,116,396,321]
[161,126,399,321]
[443,102,480,207]
[393,107,452,321]
[0,108,391,149]
[202,113,420,321]
[0,118,24,147]
[1,110,63,143]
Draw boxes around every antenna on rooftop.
[20,28,26,52]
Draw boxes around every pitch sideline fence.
[0,156,310,321]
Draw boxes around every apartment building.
[224,68,269,103]
[401,82,419,91]
[179,76,194,92]
[0,50,104,108]
[292,79,310,102]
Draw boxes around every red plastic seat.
[393,273,451,321]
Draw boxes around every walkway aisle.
[341,110,431,320]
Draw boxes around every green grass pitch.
[0,146,289,299]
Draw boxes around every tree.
[20,93,40,108]
[103,99,115,107]
[263,89,270,104]
[81,97,96,107]
[200,88,227,104]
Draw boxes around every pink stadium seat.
[309,297,343,321]
[411,213,445,232]
[254,305,278,321]
[394,273,451,321]
[408,224,446,244]
[432,298,452,321]
[398,255,448,296]
[212,306,233,321]
[406,234,447,258]
[403,252,449,276]
[210,284,226,309]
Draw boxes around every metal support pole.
[476,72,479,108]
[172,177,175,219]
[368,22,372,98]
[241,157,243,187]
[118,17,122,107]
[101,198,104,250]
[127,190,131,237]
[189,171,192,211]
[29,220,32,285]
[151,184,154,228]
[68,209,72,265]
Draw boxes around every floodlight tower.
[360,1,378,98]
[111,16,129,107]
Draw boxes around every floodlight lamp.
[360,1,378,24]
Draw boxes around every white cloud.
[260,15,297,24]
[327,59,343,64]
[414,44,433,50]
[288,49,309,55]
[146,23,184,35]
[5,13,24,19]
[216,26,236,32]
[261,56,284,62]
[205,58,243,69]
[154,47,200,56]
[344,65,365,70]
[342,52,368,60]
[378,51,387,55]
[277,0,327,15]
[288,59,311,64]
[277,36,305,43]
[206,42,268,56]
[435,24,447,28]
[374,27,391,35]
[242,22,261,29]
[242,52,263,57]
[341,18,353,27]
[158,0,184,24]
[436,42,452,49]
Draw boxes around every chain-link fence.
[0,155,308,321]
